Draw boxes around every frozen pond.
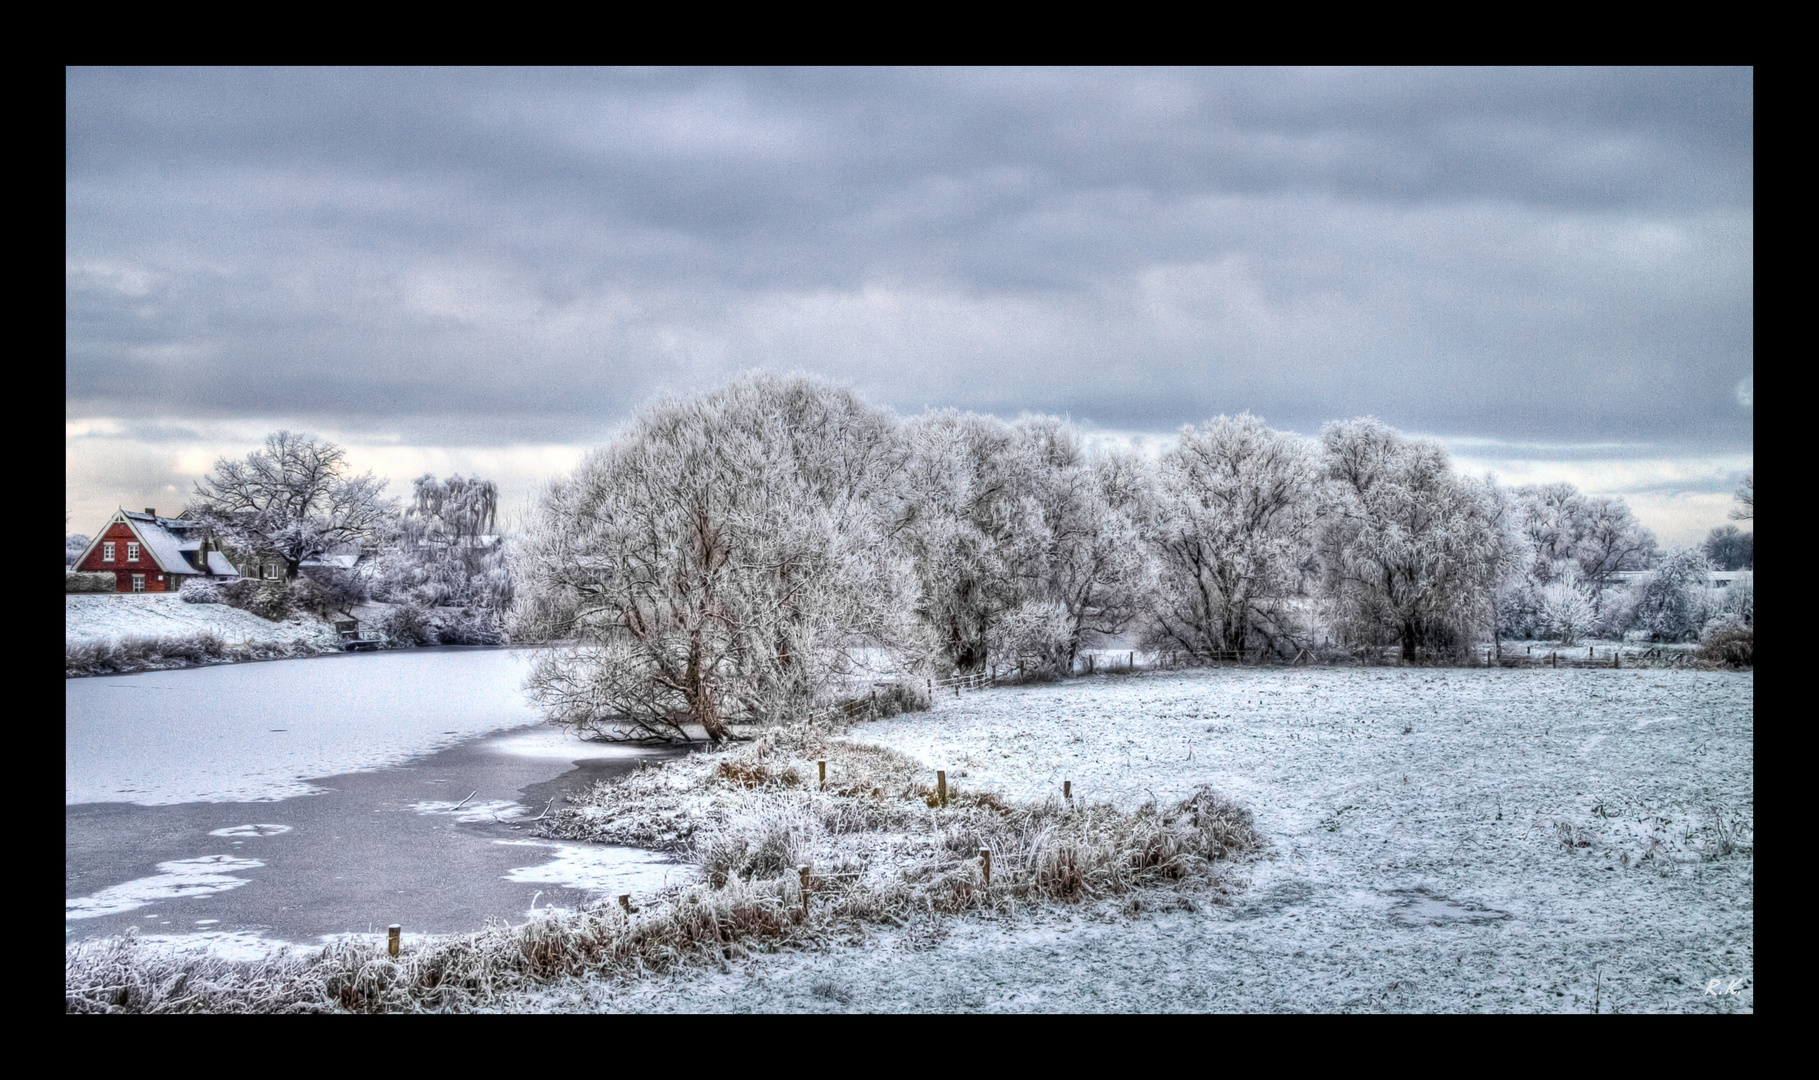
[66,648,690,950]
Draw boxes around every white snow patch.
[483,726,666,762]
[495,839,683,901]
[207,824,293,837]
[67,855,264,920]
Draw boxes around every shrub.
[1699,621,1753,667]
[1630,549,1712,643]
[221,579,291,621]
[66,572,116,593]
[431,608,502,646]
[380,601,436,646]
[301,566,366,613]
[286,575,336,620]
[987,600,1074,680]
[180,579,225,604]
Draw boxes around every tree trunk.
[684,635,729,744]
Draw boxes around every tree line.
[510,374,1752,743]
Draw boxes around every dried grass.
[70,728,1264,1013]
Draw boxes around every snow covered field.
[66,594,338,652]
[518,667,1752,1013]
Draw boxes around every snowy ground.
[66,594,338,652]
[512,666,1752,1013]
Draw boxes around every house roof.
[201,551,240,576]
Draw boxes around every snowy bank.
[66,594,340,677]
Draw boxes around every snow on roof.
[204,551,240,576]
[301,553,360,570]
[110,512,194,576]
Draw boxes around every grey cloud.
[67,67,1752,450]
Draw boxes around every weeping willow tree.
[376,474,513,611]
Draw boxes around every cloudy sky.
[67,67,1752,545]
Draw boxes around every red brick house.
[71,509,242,593]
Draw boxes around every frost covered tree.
[1511,483,1656,590]
[1629,547,1713,642]
[1144,414,1319,661]
[1574,496,1658,590]
[188,431,397,580]
[374,474,514,611]
[516,374,915,744]
[66,533,90,569]
[1006,417,1153,674]
[1702,525,1753,571]
[897,411,1038,673]
[1316,419,1514,661]
[1730,471,1753,521]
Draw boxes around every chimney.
[145,508,156,517]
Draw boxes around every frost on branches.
[187,431,397,581]
[1316,419,1519,662]
[516,374,916,744]
[1143,413,1318,662]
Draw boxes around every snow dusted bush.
[987,599,1074,679]
[430,606,502,646]
[66,631,230,676]
[1699,621,1753,667]
[1593,582,1643,639]
[220,579,291,622]
[1629,549,1712,642]
[1713,575,1753,626]
[179,578,225,604]
[300,565,366,613]
[65,571,115,593]
[380,600,436,646]
[1538,570,1597,644]
[285,575,336,620]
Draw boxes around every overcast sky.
[67,67,1752,545]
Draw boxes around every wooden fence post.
[980,848,991,888]
[937,770,947,807]
[1063,779,1071,801]
[799,865,811,916]
[388,924,400,958]
[818,760,826,790]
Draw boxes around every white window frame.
[103,542,115,562]
[127,541,140,562]
[131,574,146,592]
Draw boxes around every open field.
[517,666,1752,1012]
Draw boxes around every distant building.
[70,509,241,593]
[1608,569,1753,590]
